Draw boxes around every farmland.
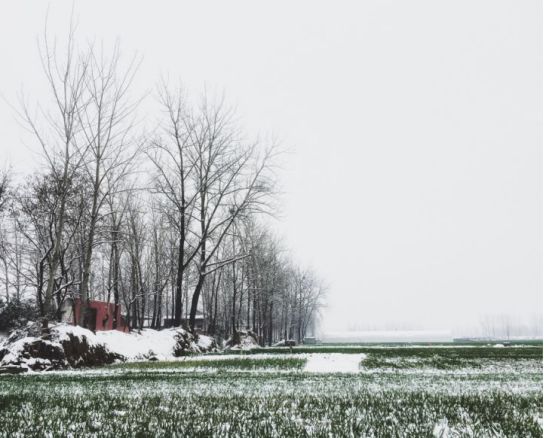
[0,344,542,437]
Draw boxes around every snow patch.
[53,324,101,348]
[196,334,215,351]
[433,418,450,437]
[303,353,365,373]
[96,329,179,361]
[0,331,8,346]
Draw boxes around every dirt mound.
[3,321,42,344]
[273,339,297,347]
[0,337,66,373]
[0,323,122,373]
[173,329,201,356]
[196,333,219,353]
[225,330,260,350]
[58,329,122,367]
[0,323,221,372]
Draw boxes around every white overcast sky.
[0,1,542,335]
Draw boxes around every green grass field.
[241,343,543,355]
[108,356,306,370]
[0,345,541,437]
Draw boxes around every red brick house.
[61,298,129,332]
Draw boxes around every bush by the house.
[0,298,38,332]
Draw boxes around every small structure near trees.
[61,298,129,333]
[163,310,206,331]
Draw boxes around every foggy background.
[0,1,541,338]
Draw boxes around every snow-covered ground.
[55,324,103,348]
[163,352,367,374]
[97,329,180,361]
[1,334,540,436]
[2,359,540,437]
[304,353,365,373]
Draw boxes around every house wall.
[73,299,129,332]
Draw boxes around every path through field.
[303,353,365,373]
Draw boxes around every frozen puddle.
[303,353,365,373]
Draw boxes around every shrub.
[0,298,39,332]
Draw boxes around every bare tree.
[0,169,10,214]
[14,170,87,316]
[19,19,90,318]
[187,97,277,332]
[76,42,140,327]
[0,169,11,302]
[103,179,131,329]
[147,84,200,327]
[149,202,171,329]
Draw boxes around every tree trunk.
[189,273,205,332]
[111,227,120,330]
[174,238,184,326]
[78,171,100,327]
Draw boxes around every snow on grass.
[1,364,541,436]
[303,353,365,373]
[169,353,301,362]
[112,356,306,372]
[39,352,372,374]
[1,345,540,435]
[108,353,371,374]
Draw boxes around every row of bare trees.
[0,24,324,344]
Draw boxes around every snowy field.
[0,344,542,436]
